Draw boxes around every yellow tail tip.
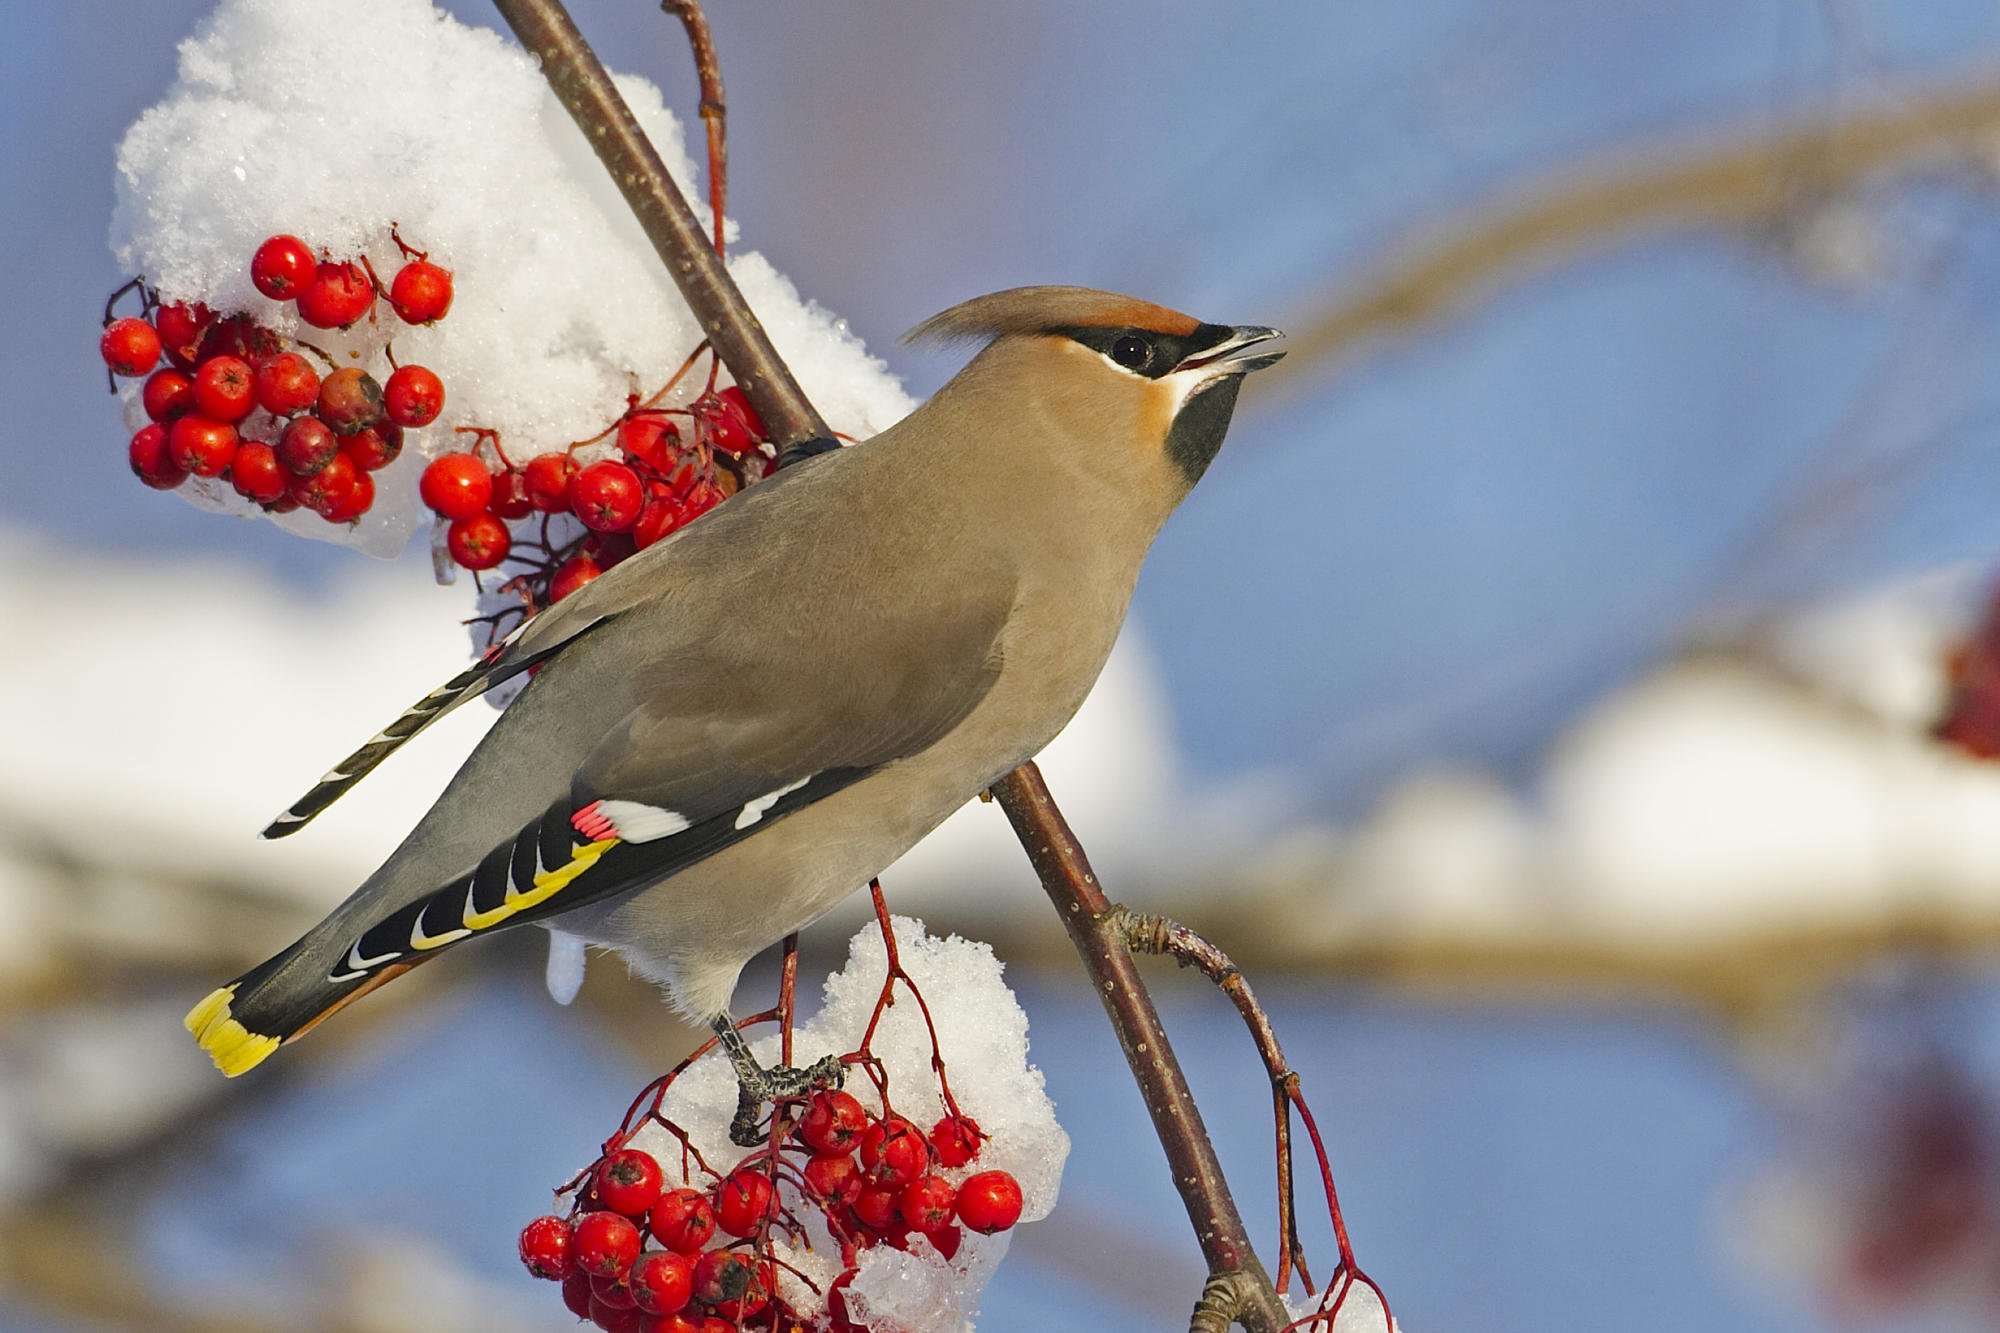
[184,984,281,1077]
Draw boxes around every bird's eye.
[1110,334,1153,370]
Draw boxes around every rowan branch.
[1268,71,2000,389]
[489,2,1297,1324]
[990,764,1291,1332]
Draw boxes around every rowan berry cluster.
[428,380,769,618]
[105,232,450,522]
[520,1092,1021,1332]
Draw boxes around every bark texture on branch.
[991,764,1290,1332]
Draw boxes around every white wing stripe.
[734,776,812,830]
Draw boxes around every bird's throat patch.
[1165,375,1244,486]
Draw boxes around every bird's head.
[904,286,1284,494]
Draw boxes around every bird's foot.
[710,1015,844,1148]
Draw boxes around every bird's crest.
[902,285,1201,348]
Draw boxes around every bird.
[186,285,1284,1137]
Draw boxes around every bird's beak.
[1175,326,1286,378]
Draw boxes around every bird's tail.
[184,926,425,1077]
[188,800,625,1077]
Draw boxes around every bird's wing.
[189,586,1011,1074]
[361,586,1013,958]
[259,597,623,839]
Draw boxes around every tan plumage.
[187,287,1283,1092]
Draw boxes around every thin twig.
[660,0,728,258]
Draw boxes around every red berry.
[860,1116,927,1188]
[254,351,320,416]
[798,1091,868,1156]
[489,467,533,519]
[338,422,403,472]
[251,234,316,300]
[141,369,195,423]
[549,554,602,603]
[571,1210,642,1278]
[389,259,453,324]
[852,1181,904,1233]
[517,1215,573,1280]
[700,391,757,456]
[320,467,373,523]
[524,452,577,512]
[229,440,287,504]
[128,424,186,490]
[420,453,492,519]
[278,416,339,476]
[713,1167,774,1238]
[196,314,283,367]
[628,1251,693,1316]
[802,1151,863,1208]
[193,355,256,423]
[154,301,213,363]
[930,1114,983,1168]
[447,512,511,570]
[590,1296,644,1333]
[632,488,684,549]
[572,459,643,532]
[296,260,375,328]
[927,1223,963,1260]
[383,364,444,428]
[647,1188,716,1255]
[580,530,634,570]
[562,1270,596,1320]
[640,1317,704,1333]
[618,412,680,469]
[714,385,765,441]
[595,1149,664,1217]
[691,1251,767,1321]
[288,449,358,517]
[680,479,724,522]
[99,317,160,376]
[899,1174,957,1233]
[591,1270,638,1310]
[315,366,384,434]
[954,1170,1023,1233]
[167,415,237,477]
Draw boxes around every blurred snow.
[1253,570,2000,950]
[629,916,1068,1331]
[110,0,913,556]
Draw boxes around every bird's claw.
[727,1054,844,1146]
[710,1015,845,1146]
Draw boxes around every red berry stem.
[101,274,152,327]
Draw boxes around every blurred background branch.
[1269,70,2000,385]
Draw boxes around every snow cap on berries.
[621,918,1067,1330]
[110,0,913,557]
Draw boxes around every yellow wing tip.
[184,984,282,1077]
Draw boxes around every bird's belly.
[577,752,990,1017]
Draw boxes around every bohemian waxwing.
[187,285,1284,1137]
